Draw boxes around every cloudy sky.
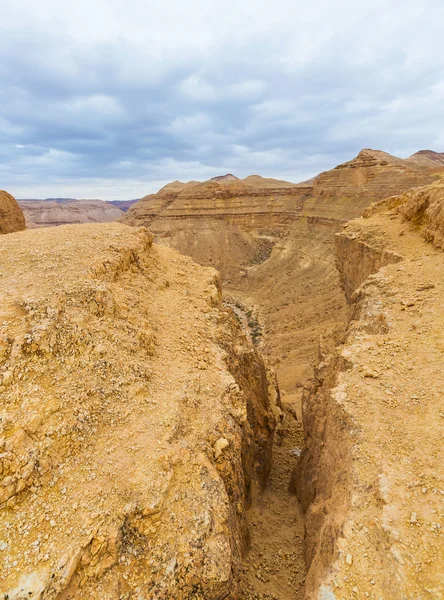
[1,0,443,199]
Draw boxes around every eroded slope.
[295,181,444,599]
[0,223,278,599]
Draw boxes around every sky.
[1,0,444,199]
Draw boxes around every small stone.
[346,554,353,565]
[362,367,379,378]
[213,438,229,459]
[1,371,13,387]
[410,512,417,524]
[289,448,301,457]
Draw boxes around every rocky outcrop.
[0,223,278,598]
[398,181,444,249]
[293,179,444,599]
[18,199,124,228]
[0,190,26,234]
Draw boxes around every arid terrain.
[295,180,444,599]
[122,148,439,392]
[0,223,278,598]
[18,199,128,228]
[0,148,443,600]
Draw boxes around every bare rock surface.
[294,180,444,599]
[0,190,26,234]
[0,223,278,599]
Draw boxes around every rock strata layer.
[0,190,26,234]
[122,149,440,392]
[0,223,278,599]
[294,181,444,599]
[18,199,123,228]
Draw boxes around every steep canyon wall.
[0,223,278,599]
[294,181,444,599]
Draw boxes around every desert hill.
[211,173,239,182]
[310,148,435,202]
[0,222,278,598]
[122,148,440,391]
[408,149,444,167]
[0,190,26,234]
[18,199,124,228]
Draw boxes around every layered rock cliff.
[122,149,441,392]
[18,199,124,228]
[0,190,26,234]
[310,149,437,202]
[294,180,444,599]
[0,223,278,599]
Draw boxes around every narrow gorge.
[121,149,444,599]
[0,149,443,599]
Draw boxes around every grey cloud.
[1,0,444,198]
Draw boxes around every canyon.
[122,148,440,392]
[0,148,443,599]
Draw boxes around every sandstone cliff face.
[18,200,123,228]
[0,190,26,234]
[0,223,278,599]
[294,180,444,599]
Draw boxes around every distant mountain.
[18,199,124,228]
[407,150,444,167]
[107,200,139,212]
[19,198,139,212]
[210,174,239,182]
[18,197,78,203]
